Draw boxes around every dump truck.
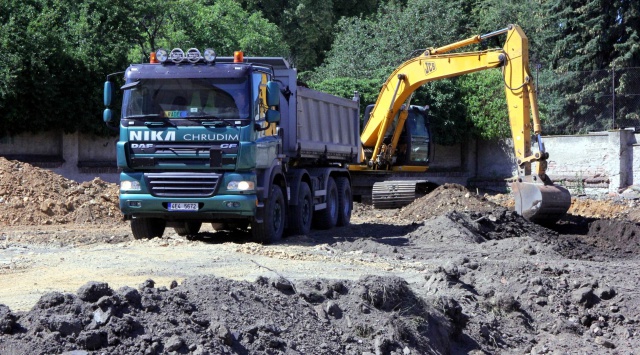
[103,49,359,243]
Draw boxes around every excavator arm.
[356,24,571,223]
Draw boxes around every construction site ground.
[0,157,639,354]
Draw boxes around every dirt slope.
[0,157,121,226]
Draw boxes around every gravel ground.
[0,160,639,354]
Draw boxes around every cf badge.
[424,62,436,75]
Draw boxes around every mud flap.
[512,181,571,224]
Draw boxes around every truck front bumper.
[120,193,258,219]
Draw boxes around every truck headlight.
[121,181,141,191]
[227,181,254,191]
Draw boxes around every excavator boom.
[354,24,571,224]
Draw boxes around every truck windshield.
[121,78,251,121]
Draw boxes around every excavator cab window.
[388,106,431,166]
[405,106,431,164]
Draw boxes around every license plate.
[168,203,199,211]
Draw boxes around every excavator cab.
[362,104,432,166]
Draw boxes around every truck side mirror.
[266,109,280,123]
[103,108,114,124]
[266,81,280,107]
[104,81,113,107]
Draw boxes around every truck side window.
[252,73,269,120]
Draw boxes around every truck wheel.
[336,177,352,227]
[174,222,202,236]
[211,222,227,231]
[288,182,312,235]
[251,185,286,244]
[131,218,166,239]
[314,177,338,230]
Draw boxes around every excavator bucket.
[512,181,572,224]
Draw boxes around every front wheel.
[174,222,202,236]
[131,218,166,239]
[251,185,286,244]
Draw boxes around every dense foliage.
[0,0,638,139]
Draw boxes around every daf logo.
[131,143,154,149]
[220,144,238,149]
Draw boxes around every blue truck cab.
[104,48,360,243]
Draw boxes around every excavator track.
[372,180,426,209]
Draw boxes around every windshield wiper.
[124,114,161,119]
[123,114,176,127]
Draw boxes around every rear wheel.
[251,185,286,244]
[174,222,202,236]
[314,177,338,230]
[288,182,312,235]
[131,218,166,239]
[336,177,352,227]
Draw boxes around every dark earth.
[1,160,640,354]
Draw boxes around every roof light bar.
[203,48,216,63]
[155,49,168,63]
[153,47,221,64]
[169,48,185,63]
[186,48,201,63]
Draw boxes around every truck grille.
[145,173,221,197]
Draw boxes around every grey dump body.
[274,67,360,164]
[234,57,360,164]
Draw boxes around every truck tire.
[174,222,202,236]
[314,177,338,230]
[131,218,166,239]
[336,177,352,227]
[251,185,286,244]
[211,222,226,231]
[288,182,312,235]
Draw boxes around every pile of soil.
[399,184,499,223]
[0,276,457,354]
[0,158,121,226]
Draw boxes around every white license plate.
[168,203,199,211]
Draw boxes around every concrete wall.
[0,131,118,184]
[1,129,638,196]
[425,129,638,195]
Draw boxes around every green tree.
[311,0,466,82]
[127,0,288,62]
[472,0,547,64]
[539,0,639,133]
[241,0,382,70]
[458,70,509,140]
[309,0,470,144]
[0,0,136,135]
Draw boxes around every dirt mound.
[399,183,499,222]
[582,219,640,257]
[411,208,551,244]
[0,275,457,354]
[0,158,121,226]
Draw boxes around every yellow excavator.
[349,24,571,224]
